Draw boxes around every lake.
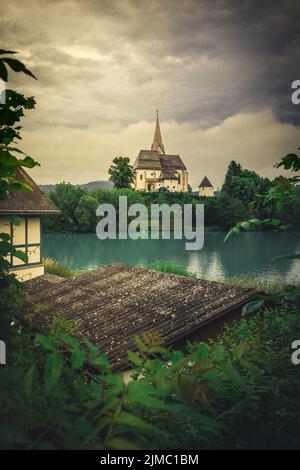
[42,231,300,282]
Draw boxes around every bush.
[43,257,75,278]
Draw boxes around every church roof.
[158,167,179,180]
[151,110,165,154]
[134,150,186,171]
[0,167,60,215]
[134,112,187,177]
[199,176,213,188]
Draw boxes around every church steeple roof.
[151,110,165,154]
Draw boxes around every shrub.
[43,257,75,278]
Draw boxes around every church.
[133,112,188,192]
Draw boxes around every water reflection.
[42,231,300,281]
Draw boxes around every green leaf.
[222,364,245,387]
[36,334,56,351]
[0,150,19,167]
[0,232,10,242]
[128,351,143,366]
[211,344,224,361]
[24,365,37,398]
[71,349,85,369]
[84,338,99,354]
[14,249,28,263]
[276,153,300,172]
[60,334,79,348]
[2,58,37,80]
[0,50,17,55]
[271,253,300,265]
[10,181,33,192]
[44,353,62,392]
[224,226,240,242]
[106,437,141,450]
[20,156,39,168]
[0,60,7,82]
[116,412,159,433]
[269,218,281,226]
[233,343,248,360]
[242,298,265,315]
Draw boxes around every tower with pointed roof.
[133,112,188,192]
[198,176,214,197]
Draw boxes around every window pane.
[13,218,26,245]
[27,218,40,244]
[27,245,41,264]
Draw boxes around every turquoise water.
[42,232,300,281]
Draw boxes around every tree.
[225,150,300,311]
[216,192,247,230]
[46,183,85,231]
[108,156,134,189]
[222,160,272,206]
[74,193,99,231]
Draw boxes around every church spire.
[151,110,165,154]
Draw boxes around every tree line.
[43,160,300,233]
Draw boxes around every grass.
[218,273,300,292]
[147,262,197,278]
[146,263,300,292]
[43,257,75,278]
[43,257,299,292]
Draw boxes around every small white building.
[0,168,59,281]
[198,176,214,197]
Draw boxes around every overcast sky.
[1,0,300,189]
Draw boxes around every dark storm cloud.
[1,0,299,126]
[0,0,299,187]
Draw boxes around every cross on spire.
[151,110,165,154]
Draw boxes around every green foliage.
[224,150,300,311]
[74,193,98,232]
[43,158,300,234]
[2,300,299,450]
[275,152,300,172]
[225,153,300,241]
[222,160,272,206]
[108,156,134,189]
[0,51,39,324]
[0,50,37,82]
[44,183,86,232]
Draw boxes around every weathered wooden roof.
[0,168,60,215]
[134,150,186,173]
[24,264,257,370]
